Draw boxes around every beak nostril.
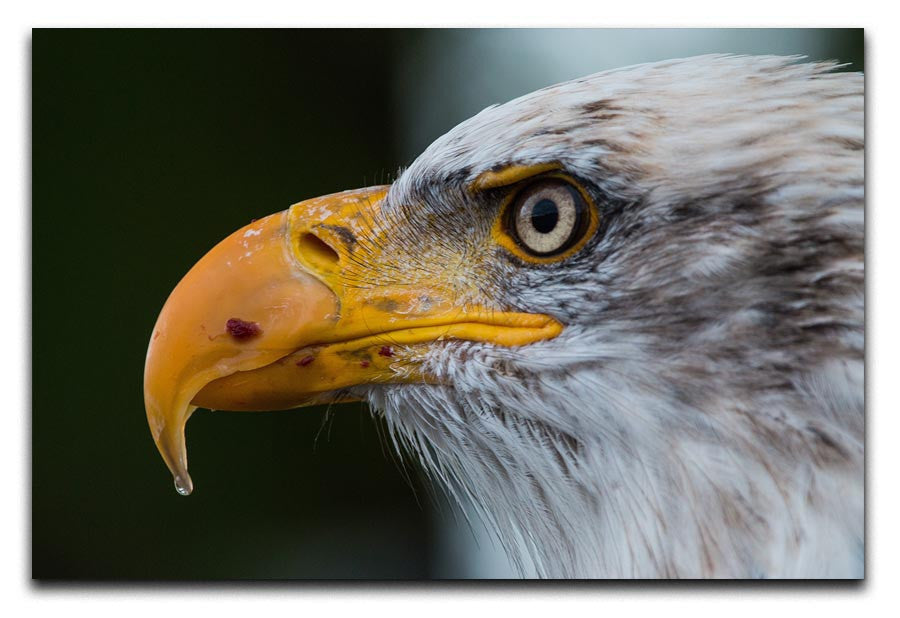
[298,232,340,269]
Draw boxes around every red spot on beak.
[360,360,370,368]
[296,355,315,367]
[226,318,262,340]
[378,346,394,357]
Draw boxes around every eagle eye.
[504,178,592,259]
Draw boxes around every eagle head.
[144,55,863,578]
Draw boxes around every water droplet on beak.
[174,473,194,496]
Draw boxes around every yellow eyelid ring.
[469,162,562,192]
[491,172,600,264]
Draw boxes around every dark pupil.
[531,199,559,234]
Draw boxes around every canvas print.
[33,28,864,579]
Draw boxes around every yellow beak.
[144,187,562,495]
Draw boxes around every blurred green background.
[32,28,863,579]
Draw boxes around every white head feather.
[351,55,862,578]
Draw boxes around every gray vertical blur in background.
[32,29,862,580]
[392,29,863,162]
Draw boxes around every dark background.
[32,29,863,579]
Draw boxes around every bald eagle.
[144,55,864,578]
